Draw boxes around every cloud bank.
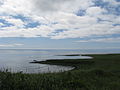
[75,37,120,43]
[0,43,24,47]
[0,0,120,40]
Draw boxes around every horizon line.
[0,48,120,50]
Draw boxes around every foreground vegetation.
[0,54,120,90]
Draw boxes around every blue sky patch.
[76,9,86,16]
[52,29,68,34]
[97,18,112,23]
[94,0,109,8]
[12,15,40,28]
[113,24,120,26]
[24,22,40,28]
[94,0,120,15]
[12,15,30,22]
[116,0,120,2]
[78,34,120,41]
[0,19,13,28]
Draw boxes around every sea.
[0,49,120,73]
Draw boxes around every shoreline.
[30,53,120,71]
[1,53,120,90]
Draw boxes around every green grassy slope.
[0,54,120,90]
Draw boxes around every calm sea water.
[0,49,119,73]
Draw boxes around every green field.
[0,54,120,90]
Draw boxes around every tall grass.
[0,54,120,90]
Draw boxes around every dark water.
[0,49,119,73]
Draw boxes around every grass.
[30,58,95,69]
[0,54,120,90]
[56,54,81,56]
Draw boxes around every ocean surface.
[0,49,120,73]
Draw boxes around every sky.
[0,0,120,49]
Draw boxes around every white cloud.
[30,0,94,14]
[0,43,24,47]
[0,22,4,26]
[0,0,120,40]
[75,37,120,43]
[103,0,120,6]
[86,6,106,17]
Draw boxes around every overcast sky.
[0,0,120,49]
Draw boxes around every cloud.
[31,0,94,13]
[0,0,120,40]
[75,37,120,43]
[0,43,24,47]
[103,0,120,6]
[86,6,106,16]
[32,0,69,12]
[0,22,4,26]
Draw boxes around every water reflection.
[0,49,119,73]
